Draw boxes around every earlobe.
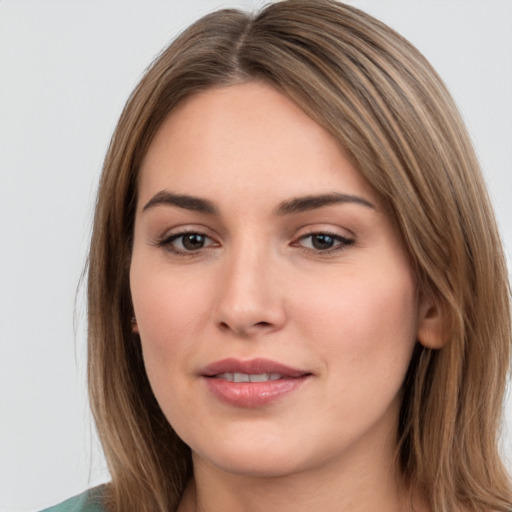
[131,316,139,334]
[417,298,446,349]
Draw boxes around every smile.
[213,372,282,382]
[200,358,311,408]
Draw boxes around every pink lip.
[201,358,309,377]
[200,358,312,408]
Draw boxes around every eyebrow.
[142,190,219,215]
[142,190,375,216]
[275,193,375,215]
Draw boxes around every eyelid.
[152,223,217,242]
[153,226,220,256]
[291,226,355,254]
[294,224,354,241]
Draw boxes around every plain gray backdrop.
[1,1,511,511]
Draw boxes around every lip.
[201,358,309,377]
[200,358,312,408]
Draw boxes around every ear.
[417,296,446,349]
[131,316,139,334]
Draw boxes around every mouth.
[201,357,310,379]
[213,372,283,382]
[200,358,312,408]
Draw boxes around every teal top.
[40,486,106,512]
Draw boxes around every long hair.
[87,1,512,510]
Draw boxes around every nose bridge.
[214,234,285,335]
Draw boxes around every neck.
[177,436,425,512]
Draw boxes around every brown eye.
[298,232,354,252]
[181,233,207,250]
[311,234,336,250]
[157,232,216,254]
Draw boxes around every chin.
[192,442,302,478]
[200,452,305,479]
[190,433,326,479]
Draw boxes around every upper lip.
[200,358,310,378]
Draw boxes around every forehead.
[138,81,377,210]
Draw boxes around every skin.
[130,81,438,512]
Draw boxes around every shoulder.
[39,485,106,512]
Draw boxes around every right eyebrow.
[142,190,219,215]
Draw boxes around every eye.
[297,232,354,252]
[157,231,217,254]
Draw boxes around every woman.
[44,0,511,511]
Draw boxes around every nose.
[213,242,287,337]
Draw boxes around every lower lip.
[203,377,309,408]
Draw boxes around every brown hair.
[87,1,512,511]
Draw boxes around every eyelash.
[295,231,355,253]
[154,230,354,256]
[155,231,218,257]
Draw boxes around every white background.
[0,1,511,511]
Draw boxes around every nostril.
[255,321,272,328]
[217,320,274,334]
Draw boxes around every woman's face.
[130,81,429,478]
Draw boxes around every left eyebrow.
[275,193,375,216]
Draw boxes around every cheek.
[295,265,418,380]
[131,261,209,338]
[296,271,418,440]
[130,265,209,422]
[129,259,210,387]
